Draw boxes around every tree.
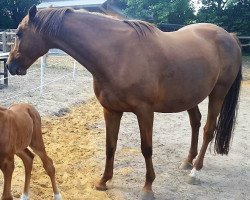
[168,0,195,24]
[223,0,250,35]
[118,0,195,25]
[196,0,250,35]
[0,0,41,29]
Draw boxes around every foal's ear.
[28,5,37,20]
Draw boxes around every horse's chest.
[95,88,133,112]
[93,78,155,112]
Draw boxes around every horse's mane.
[32,8,156,38]
[123,20,156,37]
[32,8,73,37]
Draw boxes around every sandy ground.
[0,55,249,200]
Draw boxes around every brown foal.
[0,104,61,200]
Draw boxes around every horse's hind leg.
[16,149,35,200]
[95,108,123,191]
[0,155,15,200]
[189,92,224,184]
[180,106,201,170]
[30,134,61,200]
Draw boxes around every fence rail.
[0,53,91,117]
[238,36,250,47]
[0,30,16,52]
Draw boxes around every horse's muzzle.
[6,63,27,75]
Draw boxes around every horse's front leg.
[135,105,155,200]
[180,106,201,170]
[95,108,123,191]
[0,156,15,200]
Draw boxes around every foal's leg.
[95,108,123,190]
[189,94,224,184]
[135,105,155,200]
[180,106,201,170]
[0,155,15,200]
[16,149,35,200]
[30,137,61,200]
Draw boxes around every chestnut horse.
[0,104,61,200]
[6,6,242,200]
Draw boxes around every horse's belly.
[94,63,218,113]
[153,95,206,113]
[153,79,215,113]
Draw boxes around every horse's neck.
[53,12,125,80]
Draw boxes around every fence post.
[2,32,7,53]
[73,60,77,80]
[40,56,46,95]
[4,59,8,86]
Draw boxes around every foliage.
[223,0,250,35]
[196,0,250,35]
[1,0,249,36]
[115,0,249,36]
[119,0,195,25]
[0,0,41,29]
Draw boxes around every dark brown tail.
[215,35,242,155]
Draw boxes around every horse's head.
[7,5,49,75]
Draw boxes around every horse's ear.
[28,5,37,20]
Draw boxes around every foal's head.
[7,6,50,75]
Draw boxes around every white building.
[38,0,124,17]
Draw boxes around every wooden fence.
[0,30,16,52]
[0,29,249,53]
[238,36,250,47]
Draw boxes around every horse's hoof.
[179,162,193,170]
[95,182,108,191]
[54,193,62,200]
[20,193,29,200]
[187,176,201,185]
[141,191,155,200]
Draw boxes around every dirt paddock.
[0,56,250,200]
